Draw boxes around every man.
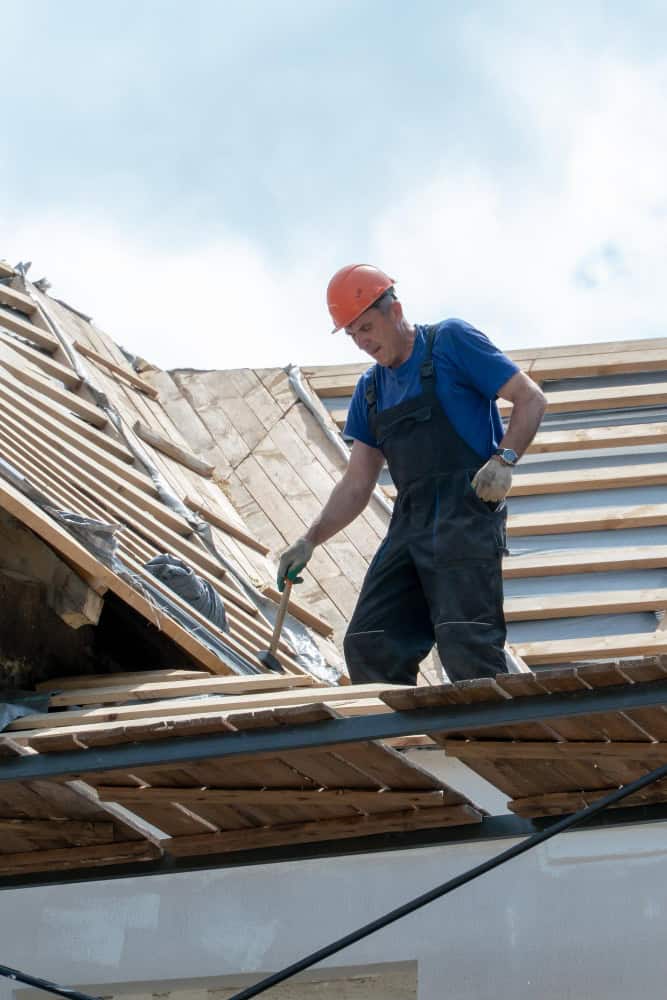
[278,264,546,685]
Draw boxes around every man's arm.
[277,440,385,589]
[472,371,546,503]
[496,370,547,457]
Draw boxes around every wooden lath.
[6,701,480,863]
[381,659,667,818]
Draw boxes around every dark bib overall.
[343,328,509,685]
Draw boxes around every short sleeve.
[437,319,519,398]
[343,373,379,447]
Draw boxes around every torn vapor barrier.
[145,554,228,632]
[0,691,49,733]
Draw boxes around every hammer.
[257,581,292,673]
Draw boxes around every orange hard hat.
[327,264,395,333]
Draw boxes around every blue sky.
[2,1,667,369]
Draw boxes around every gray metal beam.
[2,677,667,782]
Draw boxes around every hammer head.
[257,650,285,673]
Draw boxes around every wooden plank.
[0,332,81,389]
[509,782,667,818]
[0,839,160,875]
[95,787,450,808]
[510,462,667,497]
[440,740,667,760]
[503,546,667,579]
[73,340,159,397]
[8,683,407,731]
[133,421,214,477]
[0,367,133,463]
[0,819,114,850]
[0,262,15,279]
[184,494,270,555]
[527,422,667,455]
[35,669,212,691]
[498,382,667,418]
[507,336,667,363]
[162,803,482,857]
[0,284,36,315]
[529,348,667,381]
[48,673,319,707]
[508,503,667,537]
[515,632,667,665]
[505,588,667,621]
[0,356,107,427]
[0,307,59,352]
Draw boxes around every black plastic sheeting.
[145,553,228,632]
[0,690,49,733]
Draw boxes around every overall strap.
[364,366,379,416]
[420,326,437,386]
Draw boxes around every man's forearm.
[305,479,374,547]
[500,387,547,458]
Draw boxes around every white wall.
[3,818,667,1000]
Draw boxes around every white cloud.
[372,52,667,353]
[3,43,667,371]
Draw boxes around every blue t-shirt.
[343,319,519,461]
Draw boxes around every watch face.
[498,448,518,464]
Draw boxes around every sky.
[2,0,667,371]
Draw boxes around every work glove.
[471,457,513,503]
[277,536,314,592]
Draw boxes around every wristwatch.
[494,447,519,466]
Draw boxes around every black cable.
[0,965,100,1000]
[227,761,667,1000]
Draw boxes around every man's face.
[345,301,402,367]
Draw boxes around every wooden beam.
[47,672,319,707]
[162,804,482,857]
[0,332,82,389]
[514,631,667,666]
[0,261,15,279]
[508,785,667,818]
[504,588,667,621]
[0,284,36,315]
[529,347,667,382]
[508,503,667,537]
[441,740,667,760]
[0,356,107,427]
[507,336,667,364]
[48,563,105,628]
[0,307,59,352]
[503,545,667,578]
[184,494,270,554]
[8,682,408,730]
[527,422,667,454]
[498,382,667,418]
[0,367,133,464]
[133,421,215,477]
[95,787,449,808]
[511,461,667,497]
[35,669,212,691]
[0,818,114,847]
[73,340,159,398]
[0,840,160,876]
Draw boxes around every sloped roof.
[2,256,667,882]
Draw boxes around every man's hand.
[277,537,314,592]
[472,457,513,503]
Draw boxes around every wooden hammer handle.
[269,580,292,655]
